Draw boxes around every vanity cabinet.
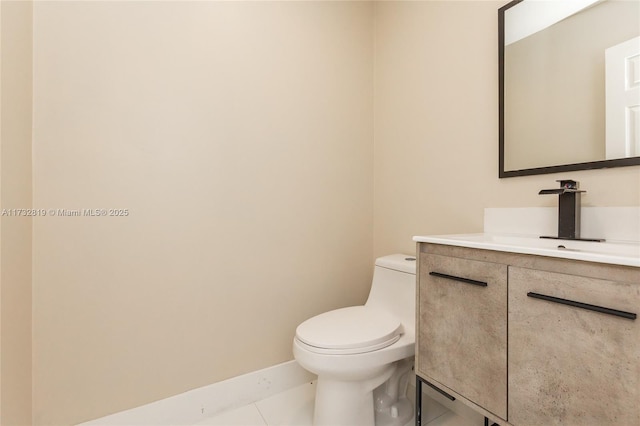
[418,253,507,419]
[416,243,640,426]
[509,267,639,426]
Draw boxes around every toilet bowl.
[293,254,416,426]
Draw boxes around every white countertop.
[413,233,640,268]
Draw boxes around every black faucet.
[538,180,603,242]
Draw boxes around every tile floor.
[192,381,476,426]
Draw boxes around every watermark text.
[1,208,130,217]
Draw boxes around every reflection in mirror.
[499,0,640,177]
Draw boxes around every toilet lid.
[295,306,403,354]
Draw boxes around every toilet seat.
[295,306,403,355]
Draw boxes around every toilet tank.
[365,254,416,336]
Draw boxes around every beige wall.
[32,2,373,424]
[372,0,640,258]
[0,1,33,425]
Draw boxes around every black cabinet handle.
[423,378,456,401]
[527,292,637,320]
[429,271,488,287]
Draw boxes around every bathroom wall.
[372,0,640,258]
[0,1,33,425]
[31,2,373,424]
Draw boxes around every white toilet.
[293,254,416,426]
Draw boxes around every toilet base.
[374,357,414,426]
[374,396,413,426]
[314,379,375,425]
[313,364,395,426]
[311,357,414,426]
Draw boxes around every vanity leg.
[416,375,422,426]
[484,417,499,426]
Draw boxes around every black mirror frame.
[498,0,640,178]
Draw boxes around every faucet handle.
[539,179,586,195]
[556,179,580,190]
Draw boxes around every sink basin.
[413,233,640,267]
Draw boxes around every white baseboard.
[79,360,315,426]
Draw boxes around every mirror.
[499,0,640,178]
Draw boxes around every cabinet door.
[418,253,507,420]
[509,267,640,426]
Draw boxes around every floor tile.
[426,410,476,426]
[255,381,315,426]
[193,404,266,426]
[192,379,465,426]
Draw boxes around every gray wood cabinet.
[509,267,639,426]
[416,243,640,426]
[418,253,507,420]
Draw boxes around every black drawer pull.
[527,292,637,320]
[429,271,488,287]
[424,379,456,401]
